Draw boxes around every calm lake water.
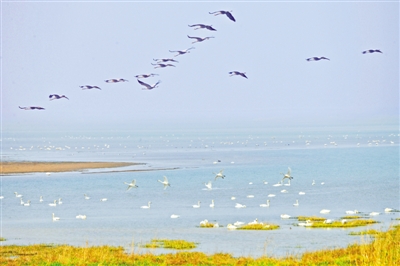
[1,126,399,257]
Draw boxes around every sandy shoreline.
[0,161,139,174]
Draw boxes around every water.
[1,126,399,257]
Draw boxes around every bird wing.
[137,79,151,89]
[226,12,236,22]
[208,11,220,14]
[287,167,291,176]
[163,176,168,182]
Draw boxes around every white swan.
[233,221,244,226]
[299,191,306,195]
[214,169,225,180]
[248,218,259,225]
[39,196,44,202]
[312,180,316,185]
[320,209,330,214]
[247,195,254,198]
[231,196,236,200]
[227,223,237,230]
[204,181,212,190]
[23,200,31,206]
[52,213,60,221]
[84,194,90,200]
[293,199,299,207]
[263,181,268,185]
[193,201,201,208]
[369,212,379,216]
[170,214,180,218]
[267,194,276,197]
[76,214,87,220]
[345,210,359,215]
[124,179,138,190]
[100,198,108,202]
[298,220,313,227]
[209,199,215,208]
[199,219,208,226]
[280,214,291,219]
[141,201,151,209]
[235,203,246,208]
[58,198,63,205]
[158,176,171,189]
[280,189,288,193]
[260,200,270,207]
[14,192,23,198]
[213,222,220,228]
[20,198,25,205]
[324,219,333,224]
[49,200,57,207]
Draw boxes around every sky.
[2,1,399,132]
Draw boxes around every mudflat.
[1,161,136,174]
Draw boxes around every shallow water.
[1,127,399,257]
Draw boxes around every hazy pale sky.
[2,1,399,131]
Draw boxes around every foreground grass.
[142,239,197,250]
[1,226,399,265]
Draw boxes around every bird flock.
[18,9,383,112]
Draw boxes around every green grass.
[142,239,197,250]
[199,222,217,228]
[340,215,363,219]
[237,223,279,230]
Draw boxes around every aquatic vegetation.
[0,226,398,265]
[0,237,5,241]
[298,216,326,221]
[237,223,279,230]
[341,215,363,219]
[309,219,378,228]
[349,229,381,235]
[199,222,217,228]
[142,239,197,250]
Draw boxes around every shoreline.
[0,161,140,175]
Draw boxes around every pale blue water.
[1,127,399,257]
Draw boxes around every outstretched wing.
[137,79,151,89]
[226,11,236,22]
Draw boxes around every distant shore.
[0,161,138,175]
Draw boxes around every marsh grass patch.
[142,239,197,250]
[237,223,279,230]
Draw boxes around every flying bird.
[188,24,217,31]
[214,170,225,180]
[158,176,171,189]
[124,179,138,191]
[169,47,195,57]
[209,10,236,22]
[187,35,215,43]
[229,71,248,79]
[153,58,179,63]
[151,63,176,69]
[105,78,129,83]
[281,167,294,182]
[135,73,159,79]
[49,94,69,100]
[306,57,330,61]
[362,49,383,54]
[19,106,45,110]
[80,85,101,90]
[137,79,161,90]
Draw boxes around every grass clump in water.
[298,216,326,222]
[341,215,363,219]
[310,219,378,228]
[199,222,217,228]
[237,223,279,230]
[0,237,5,241]
[142,239,197,250]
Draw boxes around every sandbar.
[1,161,138,175]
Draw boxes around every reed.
[199,222,216,228]
[349,229,381,236]
[341,215,363,219]
[237,223,280,230]
[0,226,398,265]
